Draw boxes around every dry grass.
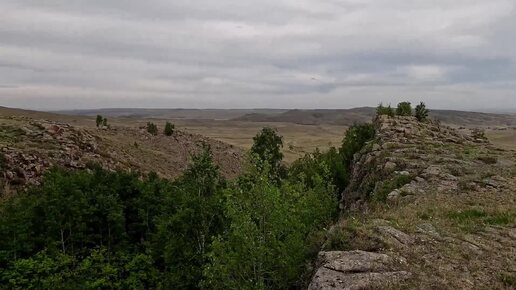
[182,121,347,163]
[486,129,516,151]
[1,106,348,164]
[122,119,348,163]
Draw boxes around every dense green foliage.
[339,123,376,188]
[0,123,377,289]
[396,102,413,116]
[146,122,158,135]
[250,127,287,183]
[96,115,103,127]
[415,102,429,121]
[376,103,395,117]
[164,122,175,136]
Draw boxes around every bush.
[415,102,429,121]
[339,123,375,188]
[146,122,158,135]
[396,102,412,116]
[376,103,394,117]
[96,115,103,127]
[164,122,175,136]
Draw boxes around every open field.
[139,119,348,163]
[486,129,516,151]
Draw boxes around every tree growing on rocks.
[339,123,375,187]
[164,122,175,136]
[96,115,103,127]
[102,117,108,128]
[396,102,412,116]
[376,103,395,117]
[415,102,429,122]
[146,122,158,135]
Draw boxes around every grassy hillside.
[235,107,516,127]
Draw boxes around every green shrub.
[146,122,158,135]
[164,122,175,136]
[415,102,429,121]
[376,103,394,117]
[396,102,412,116]
[95,115,103,127]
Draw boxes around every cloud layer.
[0,0,515,110]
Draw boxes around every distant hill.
[234,108,516,127]
[234,107,375,125]
[54,108,287,120]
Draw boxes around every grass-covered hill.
[235,107,516,127]
[0,108,242,192]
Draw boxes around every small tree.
[415,102,429,122]
[146,122,158,135]
[250,127,286,183]
[376,103,395,117]
[396,102,412,116]
[102,117,108,127]
[164,122,175,136]
[96,115,103,127]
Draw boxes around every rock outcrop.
[309,251,411,290]
[311,116,516,289]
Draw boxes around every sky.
[0,0,515,111]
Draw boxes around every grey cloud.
[0,0,515,110]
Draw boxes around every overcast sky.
[0,0,515,111]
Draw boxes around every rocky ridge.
[0,115,242,192]
[310,116,516,289]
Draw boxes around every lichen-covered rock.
[308,250,411,290]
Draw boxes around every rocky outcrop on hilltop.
[341,116,489,209]
[0,115,242,192]
[310,116,516,289]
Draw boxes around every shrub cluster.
[164,122,175,136]
[376,101,429,122]
[146,122,158,135]
[95,115,108,128]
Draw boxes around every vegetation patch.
[323,219,384,252]
[447,208,514,232]
[476,155,498,164]
[0,125,25,142]
[499,272,516,287]
[372,174,413,202]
